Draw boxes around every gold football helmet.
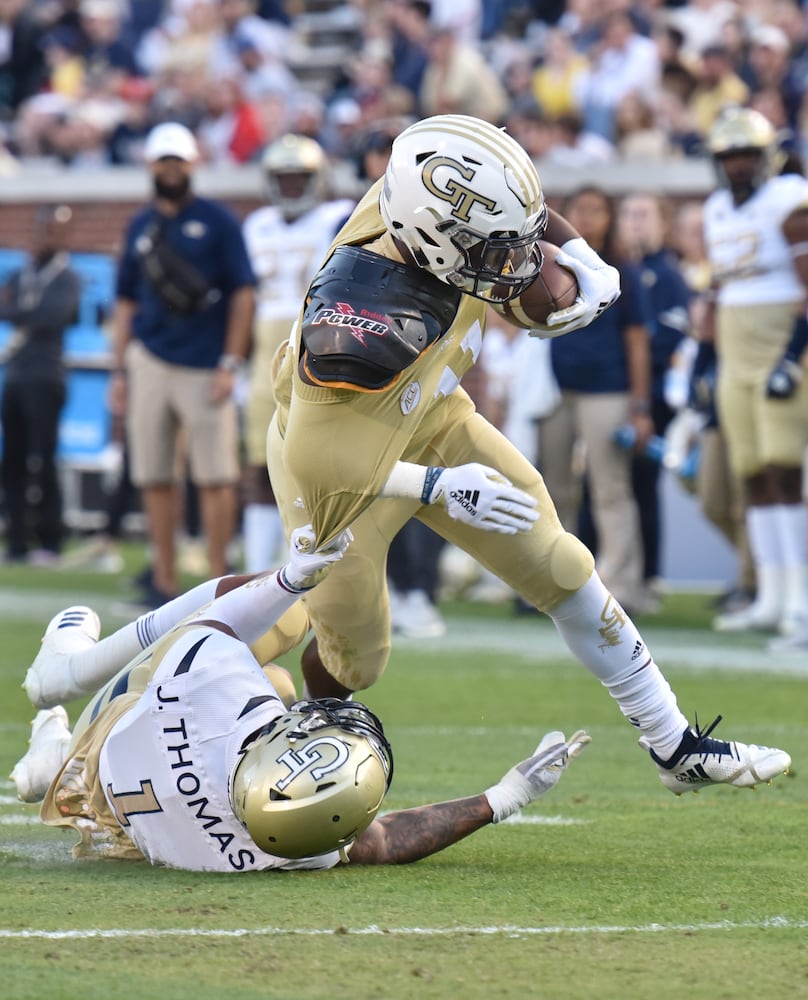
[261,134,328,220]
[707,106,777,157]
[230,699,393,860]
[707,107,782,201]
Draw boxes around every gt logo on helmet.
[274,736,350,790]
[421,156,497,223]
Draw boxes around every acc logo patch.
[400,380,421,415]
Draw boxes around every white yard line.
[0,917,805,939]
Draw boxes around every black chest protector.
[300,245,462,390]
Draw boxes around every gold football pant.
[717,302,808,477]
[267,390,594,691]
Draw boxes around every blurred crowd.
[2,0,808,642]
[1,0,808,178]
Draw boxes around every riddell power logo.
[313,301,389,347]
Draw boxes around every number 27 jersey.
[704,173,808,307]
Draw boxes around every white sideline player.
[240,135,355,572]
[10,527,590,872]
[703,108,808,647]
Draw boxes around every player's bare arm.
[544,207,580,246]
[347,795,494,865]
[348,730,591,866]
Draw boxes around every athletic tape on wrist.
[422,466,445,504]
[484,782,525,824]
[278,566,310,594]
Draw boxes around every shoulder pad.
[300,246,461,390]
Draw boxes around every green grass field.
[1,552,806,999]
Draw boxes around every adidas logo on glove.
[449,489,481,515]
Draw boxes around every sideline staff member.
[110,122,256,608]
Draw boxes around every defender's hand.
[427,463,539,534]
[281,525,354,591]
[485,729,591,823]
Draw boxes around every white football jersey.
[98,625,342,873]
[704,173,808,306]
[243,200,355,321]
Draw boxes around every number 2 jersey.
[242,199,355,324]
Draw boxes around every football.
[493,240,579,328]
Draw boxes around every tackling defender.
[12,529,590,872]
[264,114,790,793]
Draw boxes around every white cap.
[753,25,789,52]
[80,0,122,18]
[144,122,199,163]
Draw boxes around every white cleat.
[23,606,101,709]
[10,706,72,802]
[768,628,808,656]
[641,716,791,795]
[390,589,447,639]
[713,603,779,633]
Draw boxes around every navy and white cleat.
[641,716,791,795]
[23,606,101,709]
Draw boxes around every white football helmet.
[262,134,328,220]
[230,699,393,860]
[379,114,548,302]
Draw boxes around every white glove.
[662,407,705,472]
[485,729,591,823]
[426,463,539,534]
[531,238,621,338]
[280,525,354,591]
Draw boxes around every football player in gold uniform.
[263,114,790,794]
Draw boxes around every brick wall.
[1,197,263,257]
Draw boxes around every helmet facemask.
[707,107,782,205]
[262,134,328,221]
[380,115,548,303]
[713,149,772,206]
[435,203,548,301]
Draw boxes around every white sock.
[549,574,688,759]
[772,504,808,622]
[746,506,786,614]
[774,503,808,562]
[243,504,285,573]
[71,578,225,691]
[195,570,303,646]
